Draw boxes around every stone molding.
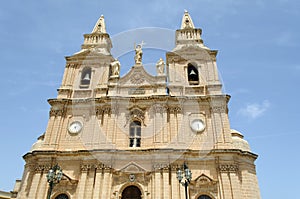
[49,109,65,117]
[34,164,52,173]
[167,106,182,114]
[211,106,226,113]
[218,164,239,173]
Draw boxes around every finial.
[92,14,107,33]
[181,11,195,29]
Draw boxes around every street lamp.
[46,164,63,199]
[176,163,192,199]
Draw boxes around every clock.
[68,121,83,134]
[190,119,205,132]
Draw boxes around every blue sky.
[0,0,299,198]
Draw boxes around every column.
[16,166,31,198]
[93,166,103,199]
[28,168,42,199]
[36,172,48,198]
[162,167,170,199]
[211,106,225,148]
[76,165,90,198]
[101,168,110,199]
[218,164,239,199]
[154,170,161,199]
[171,167,180,199]
[229,172,242,199]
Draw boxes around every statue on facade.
[134,41,144,65]
[110,60,121,77]
[156,58,165,75]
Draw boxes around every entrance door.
[121,186,142,199]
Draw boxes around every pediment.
[193,174,217,186]
[118,65,160,86]
[66,48,113,60]
[119,161,147,173]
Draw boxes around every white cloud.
[238,100,270,119]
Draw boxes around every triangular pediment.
[119,161,147,173]
[66,48,113,61]
[193,174,217,186]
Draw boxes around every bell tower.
[14,11,261,199]
[58,15,115,100]
[167,10,221,96]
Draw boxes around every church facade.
[14,11,261,199]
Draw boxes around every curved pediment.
[119,65,159,86]
[107,64,167,97]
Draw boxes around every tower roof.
[79,14,112,55]
[181,10,195,29]
[92,15,107,33]
[173,10,208,50]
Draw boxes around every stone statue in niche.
[134,41,144,65]
[110,60,121,77]
[156,58,165,75]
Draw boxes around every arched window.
[80,67,91,86]
[198,195,212,199]
[55,193,69,199]
[129,121,141,147]
[187,63,199,85]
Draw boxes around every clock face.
[190,119,205,132]
[68,121,83,134]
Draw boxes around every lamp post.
[176,163,192,199]
[46,164,63,199]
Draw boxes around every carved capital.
[49,109,65,117]
[153,163,169,170]
[211,106,226,113]
[168,106,182,114]
[218,164,239,173]
[153,104,166,114]
[111,105,119,115]
[34,164,51,173]
[80,164,91,172]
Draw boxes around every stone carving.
[110,60,120,77]
[49,109,65,117]
[134,42,144,65]
[80,164,91,171]
[153,163,169,170]
[130,73,145,84]
[156,58,165,75]
[126,108,145,125]
[211,106,227,113]
[34,164,51,173]
[153,104,166,114]
[218,164,239,173]
[129,174,136,182]
[168,106,182,114]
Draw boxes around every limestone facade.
[14,11,261,199]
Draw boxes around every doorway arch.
[121,185,142,199]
